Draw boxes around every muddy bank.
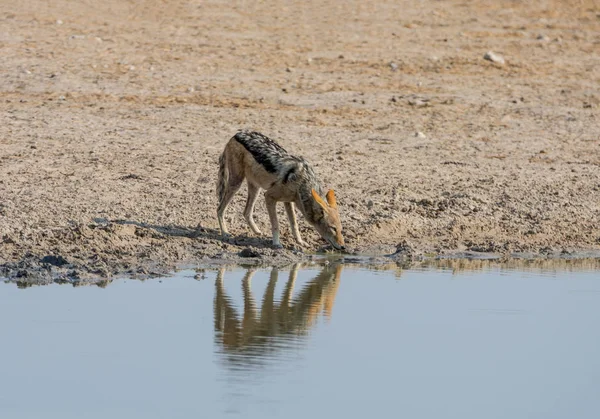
[1,0,599,280]
[4,247,600,289]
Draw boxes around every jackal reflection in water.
[213,264,342,358]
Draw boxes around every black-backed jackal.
[216,131,345,250]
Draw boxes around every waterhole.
[1,262,599,418]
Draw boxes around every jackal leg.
[217,174,244,236]
[243,182,262,235]
[284,202,306,247]
[264,192,282,248]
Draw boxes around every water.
[1,263,600,419]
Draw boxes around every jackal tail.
[217,151,228,203]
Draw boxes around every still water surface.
[1,264,599,419]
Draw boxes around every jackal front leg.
[284,202,307,247]
[265,193,282,248]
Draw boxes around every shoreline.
[3,236,600,286]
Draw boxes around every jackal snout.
[311,189,345,250]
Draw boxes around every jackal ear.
[326,189,337,208]
[311,189,328,209]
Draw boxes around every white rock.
[484,51,505,65]
[56,19,63,25]
[415,131,427,139]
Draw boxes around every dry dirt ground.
[1,0,599,280]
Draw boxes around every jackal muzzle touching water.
[216,131,345,250]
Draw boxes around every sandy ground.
[1,0,599,280]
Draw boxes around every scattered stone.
[536,34,550,42]
[408,98,430,107]
[92,217,110,226]
[238,248,261,258]
[483,51,505,65]
[415,131,427,139]
[119,173,143,180]
[389,62,398,72]
[41,255,69,267]
[285,67,293,72]
[366,200,374,209]
[56,19,63,25]
[394,240,415,256]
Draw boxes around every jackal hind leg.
[217,166,244,236]
[264,192,282,248]
[284,202,306,247]
[243,182,262,235]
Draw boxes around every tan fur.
[217,133,345,250]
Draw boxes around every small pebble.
[389,62,398,72]
[536,34,550,42]
[415,131,427,139]
[408,98,429,108]
[56,19,63,25]
[483,51,505,65]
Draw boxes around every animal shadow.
[113,220,278,249]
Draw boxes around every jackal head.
[311,189,346,251]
